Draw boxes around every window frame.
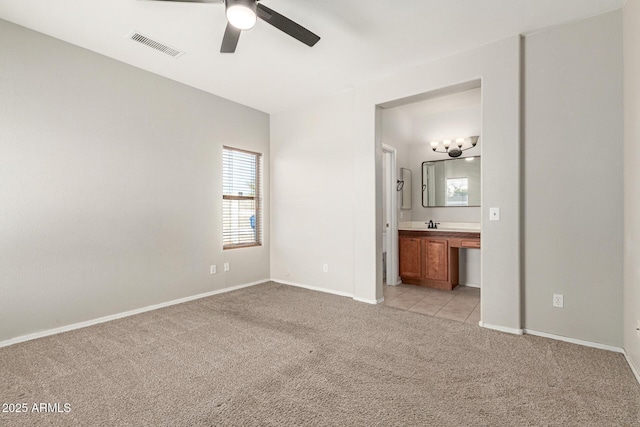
[445,176,469,207]
[222,146,262,250]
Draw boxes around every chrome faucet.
[426,220,439,229]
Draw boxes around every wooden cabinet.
[423,238,448,281]
[399,230,479,291]
[399,237,422,279]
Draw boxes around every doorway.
[376,80,482,323]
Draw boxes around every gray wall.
[524,11,623,346]
[0,20,270,342]
[381,108,412,221]
[270,91,355,296]
[353,36,522,326]
[410,105,481,224]
[623,1,640,373]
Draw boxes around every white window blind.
[223,146,262,249]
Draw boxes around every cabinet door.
[399,237,422,279]
[423,238,448,281]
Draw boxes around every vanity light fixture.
[430,135,479,158]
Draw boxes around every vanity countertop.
[398,221,481,233]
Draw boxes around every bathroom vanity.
[398,222,480,291]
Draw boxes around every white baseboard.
[479,322,524,335]
[0,279,269,349]
[623,350,640,385]
[353,296,384,304]
[274,280,381,305]
[523,329,624,353]
[463,282,481,288]
[272,279,354,299]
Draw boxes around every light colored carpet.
[0,281,638,426]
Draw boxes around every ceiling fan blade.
[220,23,241,53]
[257,3,320,47]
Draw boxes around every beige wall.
[352,37,522,327]
[381,108,412,221]
[0,20,270,342]
[272,36,522,327]
[624,0,640,374]
[523,11,623,346]
[1,8,632,353]
[409,105,482,224]
[270,91,355,296]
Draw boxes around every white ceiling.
[0,0,623,113]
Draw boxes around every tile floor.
[383,284,480,324]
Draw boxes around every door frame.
[382,143,399,286]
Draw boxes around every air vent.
[128,31,185,58]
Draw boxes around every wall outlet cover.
[210,265,216,275]
[553,294,564,308]
[224,262,230,272]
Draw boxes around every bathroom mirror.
[422,157,481,207]
[400,168,412,210]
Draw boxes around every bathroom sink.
[398,221,480,232]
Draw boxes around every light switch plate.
[490,207,500,221]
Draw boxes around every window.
[223,146,262,249]
[445,177,469,206]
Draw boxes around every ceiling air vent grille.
[128,31,184,58]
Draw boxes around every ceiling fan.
[148,0,320,53]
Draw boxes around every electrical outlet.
[323,264,328,273]
[224,262,230,272]
[489,207,500,221]
[553,294,564,308]
[210,265,216,275]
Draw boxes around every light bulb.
[226,0,257,30]
[456,138,465,148]
[443,139,451,149]
[430,141,439,151]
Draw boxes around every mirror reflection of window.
[446,177,469,206]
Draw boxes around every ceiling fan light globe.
[226,0,257,30]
